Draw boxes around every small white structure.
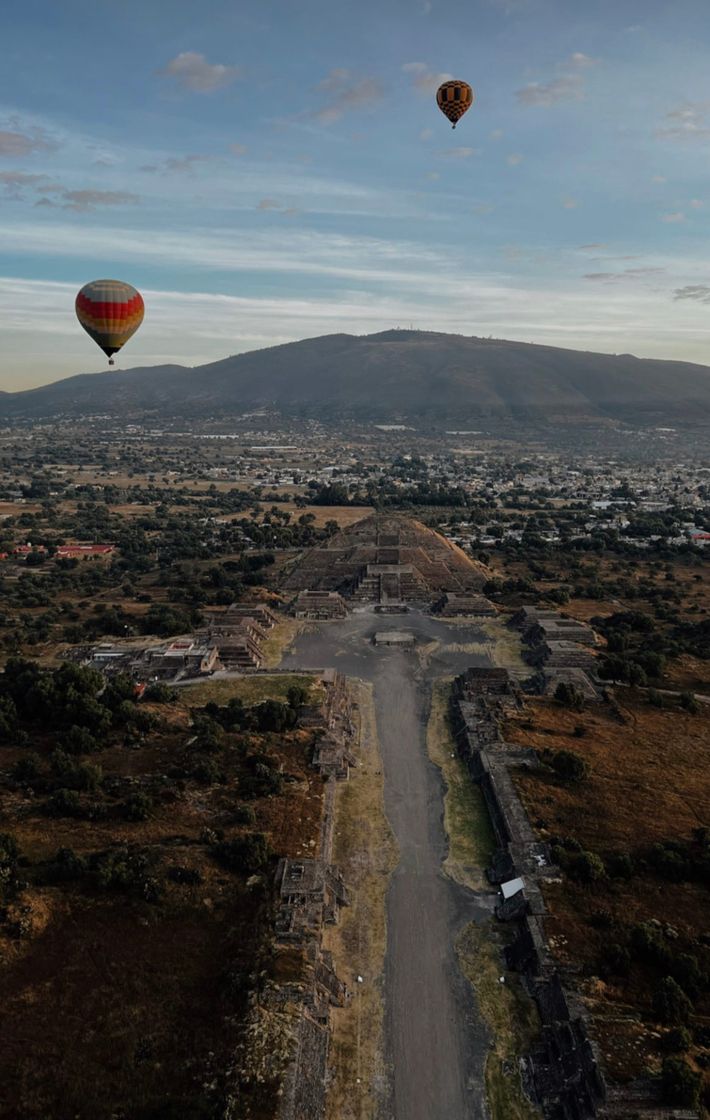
[500,877,525,901]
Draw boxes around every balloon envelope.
[436,80,474,128]
[75,279,144,363]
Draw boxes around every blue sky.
[3,0,710,388]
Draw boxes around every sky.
[3,0,710,389]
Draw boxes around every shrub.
[648,688,665,709]
[191,759,224,785]
[661,1027,692,1053]
[46,847,86,883]
[60,724,100,755]
[661,1056,701,1107]
[121,792,153,821]
[554,681,585,711]
[231,804,256,825]
[551,750,589,783]
[167,864,203,885]
[143,682,176,703]
[567,850,605,885]
[11,753,43,783]
[45,788,84,818]
[653,977,693,1025]
[287,684,309,709]
[606,852,635,879]
[599,941,631,979]
[680,691,699,714]
[213,832,271,873]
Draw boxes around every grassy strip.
[259,617,304,668]
[458,921,542,1120]
[427,679,495,891]
[325,680,398,1120]
[180,672,317,708]
[428,678,541,1119]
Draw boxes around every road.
[281,608,495,1120]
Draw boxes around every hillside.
[3,329,710,424]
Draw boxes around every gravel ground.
[281,607,497,1120]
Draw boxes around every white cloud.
[257,198,281,210]
[562,197,578,209]
[506,153,523,166]
[651,175,667,183]
[690,198,704,209]
[314,70,383,123]
[516,52,598,107]
[402,62,453,95]
[490,129,504,140]
[661,211,686,223]
[159,52,239,94]
[419,128,433,142]
[655,102,710,141]
[229,143,248,157]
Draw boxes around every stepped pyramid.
[283,514,490,604]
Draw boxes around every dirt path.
[282,608,496,1120]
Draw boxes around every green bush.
[567,849,605,884]
[191,758,224,785]
[46,847,87,883]
[661,1027,692,1053]
[45,788,84,818]
[653,977,693,1025]
[121,792,153,821]
[11,753,43,783]
[213,832,271,873]
[143,682,176,703]
[661,1056,701,1107]
[231,804,256,825]
[551,750,589,783]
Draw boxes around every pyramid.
[282,514,490,603]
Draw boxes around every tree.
[551,750,589,783]
[661,1057,701,1107]
[653,977,693,1025]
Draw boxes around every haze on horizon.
[3,0,710,391]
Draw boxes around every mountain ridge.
[3,330,710,424]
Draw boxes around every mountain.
[3,330,710,425]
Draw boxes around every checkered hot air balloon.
[436,80,475,129]
[75,279,144,366]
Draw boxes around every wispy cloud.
[229,143,248,157]
[562,197,578,209]
[674,285,710,303]
[313,69,383,123]
[402,62,452,95]
[439,146,476,159]
[584,267,665,282]
[140,154,211,175]
[506,153,523,166]
[655,102,710,141]
[0,128,56,157]
[660,211,685,223]
[159,52,239,94]
[516,52,598,107]
[0,172,139,211]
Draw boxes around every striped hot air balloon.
[436,80,475,129]
[75,279,144,365]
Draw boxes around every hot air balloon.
[75,279,144,366]
[436,80,474,129]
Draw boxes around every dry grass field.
[505,694,710,1097]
